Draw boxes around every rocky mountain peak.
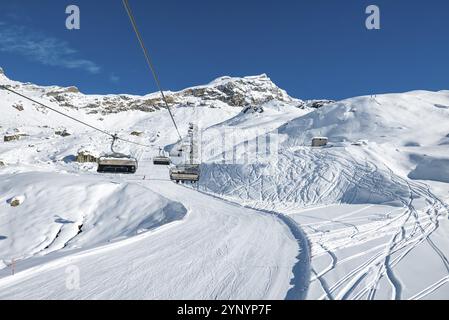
[2,71,309,115]
[185,74,300,108]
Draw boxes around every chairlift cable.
[0,85,111,136]
[122,0,182,141]
[0,85,154,149]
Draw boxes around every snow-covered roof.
[77,146,100,157]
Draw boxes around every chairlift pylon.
[169,123,201,183]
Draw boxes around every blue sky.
[0,0,448,100]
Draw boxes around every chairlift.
[153,147,171,165]
[97,134,138,174]
[169,164,200,183]
[97,153,138,174]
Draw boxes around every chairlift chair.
[153,148,171,165]
[169,164,200,183]
[97,134,138,174]
[97,153,138,174]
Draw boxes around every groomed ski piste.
[1,68,449,300]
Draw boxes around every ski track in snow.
[198,146,449,300]
[309,164,449,300]
[182,185,312,300]
[306,159,449,300]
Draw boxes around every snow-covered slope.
[279,91,449,185]
[0,171,304,299]
[199,91,449,207]
[0,171,186,262]
[1,67,449,300]
[281,91,449,147]
[195,90,449,299]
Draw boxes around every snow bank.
[0,171,187,264]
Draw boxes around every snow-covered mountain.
[198,88,449,205]
[1,69,310,115]
[1,68,449,300]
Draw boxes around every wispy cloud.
[109,73,120,84]
[0,23,100,74]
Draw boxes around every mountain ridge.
[0,67,337,115]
